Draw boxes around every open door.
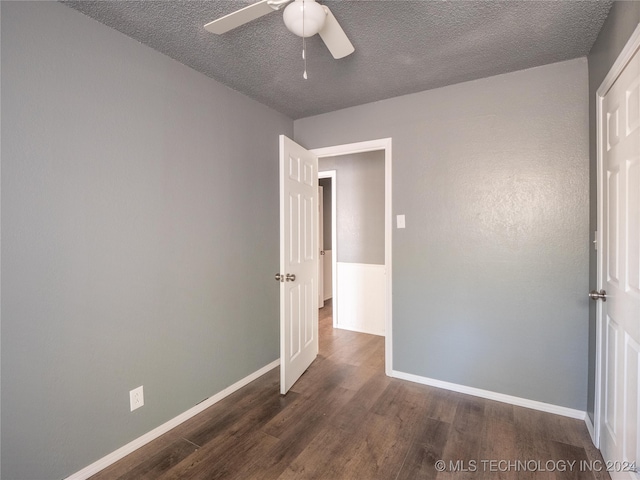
[279,135,318,395]
[595,31,640,478]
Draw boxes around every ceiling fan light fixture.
[283,0,326,38]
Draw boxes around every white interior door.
[318,186,325,308]
[598,40,640,480]
[279,135,318,395]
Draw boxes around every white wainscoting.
[336,262,385,336]
[323,249,332,300]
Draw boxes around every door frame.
[318,184,325,308]
[312,138,393,376]
[318,170,337,323]
[593,21,640,449]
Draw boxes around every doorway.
[312,138,393,376]
[318,172,336,312]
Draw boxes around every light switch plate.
[397,215,405,229]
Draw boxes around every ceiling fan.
[204,0,355,59]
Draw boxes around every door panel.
[624,334,639,465]
[599,44,640,479]
[607,168,620,285]
[280,135,318,395]
[629,159,639,293]
[604,315,618,440]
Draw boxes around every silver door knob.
[285,273,296,282]
[589,289,607,302]
[320,251,325,255]
[275,273,284,282]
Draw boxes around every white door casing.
[312,139,393,376]
[279,135,318,395]
[318,170,337,321]
[596,24,640,480]
[318,186,324,308]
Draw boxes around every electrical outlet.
[130,386,144,412]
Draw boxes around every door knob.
[320,251,325,255]
[275,273,284,282]
[589,289,607,302]
[285,273,296,282]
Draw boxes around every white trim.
[322,249,333,301]
[336,261,385,268]
[585,413,596,445]
[594,87,605,450]
[312,138,393,376]
[391,370,586,420]
[597,23,640,97]
[318,170,338,326]
[318,184,325,307]
[593,21,640,452]
[65,359,280,480]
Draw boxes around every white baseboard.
[584,412,597,446]
[334,323,383,336]
[391,369,586,420]
[66,359,280,480]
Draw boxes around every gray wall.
[319,178,332,250]
[295,58,590,410]
[319,151,385,265]
[1,2,292,479]
[586,2,640,423]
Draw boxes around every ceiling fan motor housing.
[283,0,327,37]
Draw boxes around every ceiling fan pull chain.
[302,0,308,79]
[303,38,308,79]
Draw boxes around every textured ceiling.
[62,0,613,119]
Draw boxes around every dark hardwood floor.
[91,301,608,479]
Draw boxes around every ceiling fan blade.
[204,0,274,34]
[318,6,354,59]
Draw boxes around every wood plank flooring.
[91,301,608,480]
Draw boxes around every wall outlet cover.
[130,386,144,411]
